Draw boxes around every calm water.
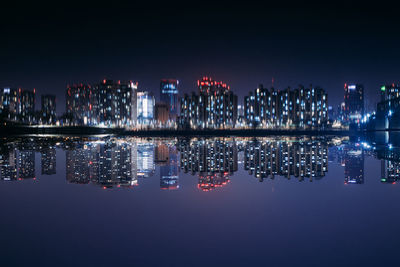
[1,135,400,266]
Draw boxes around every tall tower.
[160,79,179,121]
[344,83,364,123]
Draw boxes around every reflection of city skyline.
[179,139,237,191]
[2,136,400,189]
[244,139,328,182]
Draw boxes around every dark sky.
[1,1,400,114]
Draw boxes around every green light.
[381,86,386,91]
[381,178,387,182]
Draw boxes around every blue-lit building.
[371,84,400,130]
[160,79,179,121]
[380,84,400,102]
[137,91,155,126]
[244,85,328,129]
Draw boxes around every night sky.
[1,2,400,114]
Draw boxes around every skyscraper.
[380,84,400,102]
[179,77,238,129]
[160,79,178,122]
[344,83,364,123]
[66,80,137,127]
[154,102,169,126]
[19,89,36,124]
[137,91,155,126]
[66,84,97,125]
[41,94,56,125]
[244,85,328,129]
[96,79,136,127]
[1,88,19,121]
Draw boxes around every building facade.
[66,84,97,125]
[343,83,364,124]
[66,80,137,127]
[179,77,238,129]
[41,94,56,124]
[244,85,328,129]
[160,79,178,122]
[137,91,155,126]
[154,102,169,126]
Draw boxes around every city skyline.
[2,3,400,114]
[0,76,389,131]
[0,76,391,116]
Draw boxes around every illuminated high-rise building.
[1,88,19,120]
[137,91,155,126]
[96,79,137,127]
[179,77,237,129]
[244,85,328,129]
[66,84,97,125]
[160,79,178,121]
[41,94,56,124]
[380,84,400,102]
[66,80,137,127]
[20,89,36,122]
[344,83,364,123]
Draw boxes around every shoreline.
[0,125,359,137]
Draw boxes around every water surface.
[0,136,399,266]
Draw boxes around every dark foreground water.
[1,135,399,266]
